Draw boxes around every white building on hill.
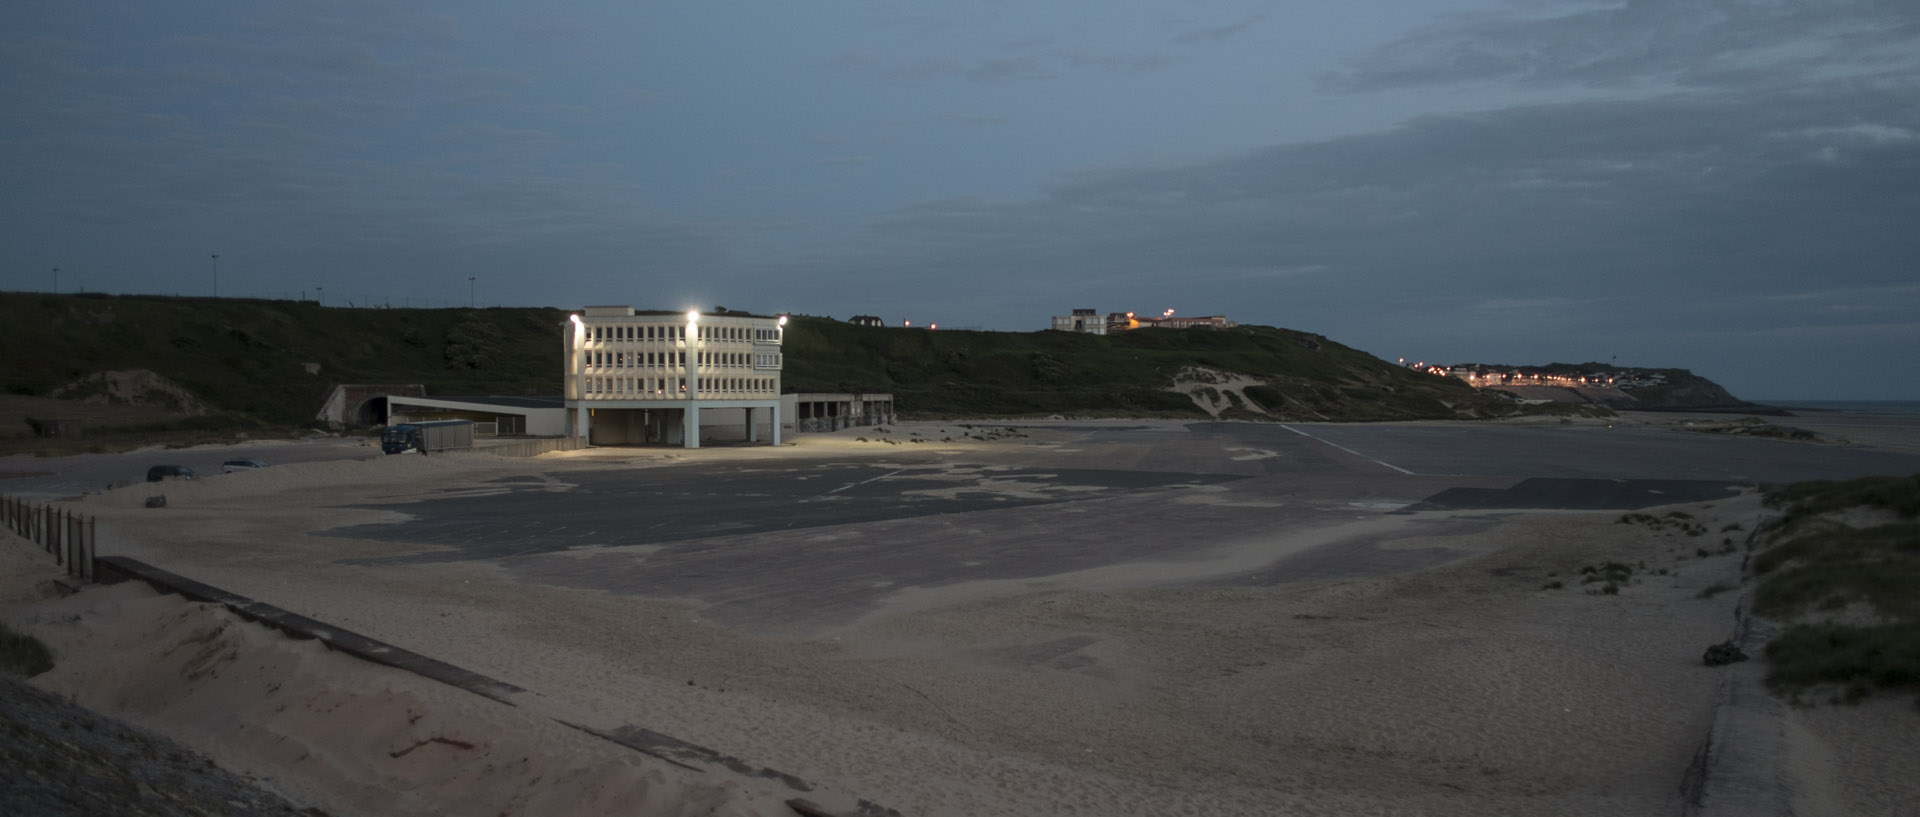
[1050,308,1107,335]
[563,306,785,448]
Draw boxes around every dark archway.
[352,396,388,427]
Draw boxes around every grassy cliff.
[781,317,1515,420]
[1,293,1525,438]
[0,292,565,429]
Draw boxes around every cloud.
[1331,0,1920,92]
[770,73,1920,367]
[1170,15,1266,46]
[827,7,1274,85]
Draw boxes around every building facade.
[563,306,785,448]
[1049,308,1107,335]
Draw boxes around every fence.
[472,436,586,458]
[1,495,95,581]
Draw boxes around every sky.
[3,1,1917,401]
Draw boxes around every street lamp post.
[211,254,219,297]
[316,286,324,306]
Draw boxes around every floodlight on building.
[686,310,700,323]
[777,314,788,326]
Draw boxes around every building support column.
[683,405,700,449]
[771,403,781,446]
[746,406,759,443]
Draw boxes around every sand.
[4,420,1915,816]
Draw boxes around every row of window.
[584,324,780,343]
[580,376,777,397]
[584,351,780,370]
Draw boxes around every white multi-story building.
[563,306,785,448]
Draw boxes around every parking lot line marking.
[1280,425,1416,475]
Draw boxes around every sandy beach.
[5,416,1917,816]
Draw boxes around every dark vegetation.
[1679,417,1820,441]
[1750,474,1920,703]
[1617,511,1709,537]
[3,293,1555,451]
[0,292,564,421]
[782,316,1525,420]
[0,623,53,677]
[0,292,565,451]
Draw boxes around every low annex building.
[564,306,785,448]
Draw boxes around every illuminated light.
[929,323,937,330]
[777,315,788,326]
[904,319,912,327]
[569,314,583,326]
[686,310,700,322]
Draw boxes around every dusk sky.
[4,1,1917,401]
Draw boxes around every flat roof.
[400,395,565,409]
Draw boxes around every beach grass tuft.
[0,623,55,677]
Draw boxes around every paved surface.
[333,464,1248,563]
[1275,422,1920,482]
[305,421,1920,635]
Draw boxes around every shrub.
[1764,622,1920,697]
[1764,475,1920,520]
[0,624,54,677]
[1698,582,1736,599]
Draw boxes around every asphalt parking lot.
[306,420,1920,634]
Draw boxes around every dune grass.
[1764,622,1920,703]
[0,623,54,677]
[1752,474,1920,700]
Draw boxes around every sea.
[1754,400,1920,416]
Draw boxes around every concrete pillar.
[684,405,700,449]
[771,403,781,445]
[746,406,758,443]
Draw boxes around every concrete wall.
[696,407,778,443]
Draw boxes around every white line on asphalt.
[831,467,909,494]
[1279,425,1416,475]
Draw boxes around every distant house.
[1049,308,1107,335]
[1102,312,1235,331]
[848,315,884,327]
[1154,315,1236,330]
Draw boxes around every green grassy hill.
[0,292,565,429]
[781,317,1517,420]
[1,292,1534,439]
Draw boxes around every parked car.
[221,459,268,473]
[146,465,195,482]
